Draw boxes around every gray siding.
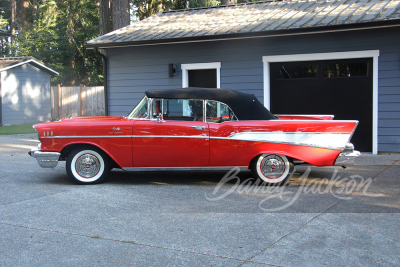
[106,27,400,152]
[1,64,51,125]
[377,30,400,152]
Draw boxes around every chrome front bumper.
[29,146,61,168]
[334,143,361,166]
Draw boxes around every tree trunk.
[32,0,37,24]
[16,0,31,33]
[112,0,130,30]
[67,5,76,85]
[11,0,16,45]
[99,0,111,35]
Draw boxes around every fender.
[248,143,341,167]
[58,141,128,168]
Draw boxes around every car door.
[132,99,209,167]
[206,100,252,167]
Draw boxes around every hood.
[58,116,126,123]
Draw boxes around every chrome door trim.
[123,166,248,171]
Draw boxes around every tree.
[99,0,131,34]
[16,0,32,33]
[1,0,227,86]
[173,0,186,9]
[112,0,130,30]
[0,0,11,29]
[188,0,219,9]
[220,0,234,5]
[99,0,111,35]
[12,0,104,86]
[132,0,219,21]
[132,0,168,21]
[11,0,15,45]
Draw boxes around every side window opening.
[153,99,204,121]
[206,100,238,123]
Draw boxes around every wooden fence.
[51,85,105,120]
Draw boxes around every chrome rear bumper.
[334,150,361,166]
[334,143,360,166]
[29,147,60,168]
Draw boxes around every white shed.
[0,57,58,125]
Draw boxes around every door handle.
[192,126,206,130]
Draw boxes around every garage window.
[279,64,317,79]
[323,62,369,78]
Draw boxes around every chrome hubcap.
[260,155,285,179]
[75,153,100,178]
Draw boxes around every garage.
[87,0,399,153]
[270,58,373,152]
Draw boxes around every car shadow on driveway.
[106,169,255,186]
[97,165,400,214]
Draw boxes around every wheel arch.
[60,143,121,169]
[247,143,341,167]
[248,151,295,169]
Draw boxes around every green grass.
[0,123,37,135]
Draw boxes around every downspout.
[95,47,108,115]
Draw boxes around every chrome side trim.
[132,135,208,139]
[210,137,344,151]
[211,132,352,151]
[123,166,248,171]
[275,120,359,123]
[276,114,335,118]
[42,135,209,139]
[41,135,133,139]
[40,132,352,150]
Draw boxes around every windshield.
[127,96,148,119]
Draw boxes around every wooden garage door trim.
[263,50,380,154]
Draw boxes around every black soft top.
[145,88,276,120]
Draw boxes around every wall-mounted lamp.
[168,64,177,77]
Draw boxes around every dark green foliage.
[1,0,103,86]
[0,0,222,86]
[0,0,11,29]
[132,0,219,21]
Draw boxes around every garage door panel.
[270,58,373,152]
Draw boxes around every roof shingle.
[87,0,400,47]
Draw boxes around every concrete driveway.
[1,134,399,266]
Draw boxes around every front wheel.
[66,146,109,184]
[251,154,294,186]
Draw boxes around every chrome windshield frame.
[127,96,150,120]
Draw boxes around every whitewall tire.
[66,147,109,184]
[251,154,293,185]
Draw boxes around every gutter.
[95,48,108,116]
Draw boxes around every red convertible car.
[29,88,360,185]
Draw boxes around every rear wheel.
[251,154,294,186]
[66,146,109,184]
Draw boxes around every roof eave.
[85,20,400,49]
[0,59,59,75]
